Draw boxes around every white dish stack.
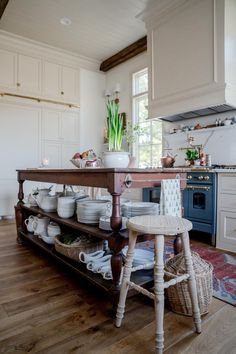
[76,199,110,224]
[99,216,127,231]
[122,246,154,269]
[121,201,160,218]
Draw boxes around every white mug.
[24,215,36,233]
[32,216,50,236]
[79,250,105,263]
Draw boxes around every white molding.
[0,30,101,72]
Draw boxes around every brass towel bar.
[0,92,80,109]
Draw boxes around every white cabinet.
[17,54,41,94]
[43,61,79,103]
[0,49,16,89]
[42,109,79,168]
[0,49,41,95]
[142,0,236,119]
[216,173,236,252]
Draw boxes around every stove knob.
[204,176,210,180]
[198,175,204,180]
[187,175,192,180]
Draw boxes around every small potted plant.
[103,100,129,168]
[185,148,199,166]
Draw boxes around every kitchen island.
[15,167,187,307]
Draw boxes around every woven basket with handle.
[54,235,104,262]
[164,251,213,316]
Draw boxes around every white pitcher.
[32,188,51,208]
[32,216,50,236]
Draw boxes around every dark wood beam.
[0,0,9,19]
[100,36,147,72]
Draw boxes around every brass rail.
[0,92,80,109]
[186,185,210,191]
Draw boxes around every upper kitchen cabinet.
[43,61,79,103]
[0,49,41,95]
[141,0,236,120]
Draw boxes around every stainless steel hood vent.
[160,104,236,122]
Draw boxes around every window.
[132,68,162,168]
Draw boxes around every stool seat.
[127,215,192,235]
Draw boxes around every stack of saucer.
[77,200,110,224]
[121,201,160,218]
[99,216,127,231]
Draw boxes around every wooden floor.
[0,222,236,354]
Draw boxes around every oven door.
[184,185,213,222]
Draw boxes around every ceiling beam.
[100,36,147,72]
[0,0,9,19]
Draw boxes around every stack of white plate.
[121,201,160,218]
[76,200,110,224]
[99,216,127,231]
[122,246,154,269]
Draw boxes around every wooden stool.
[115,215,202,354]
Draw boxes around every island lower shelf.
[20,230,154,294]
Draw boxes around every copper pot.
[161,155,176,168]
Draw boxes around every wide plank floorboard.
[0,222,235,354]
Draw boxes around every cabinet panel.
[43,142,61,168]
[18,54,41,94]
[219,194,236,211]
[42,110,61,140]
[0,49,16,89]
[217,211,236,252]
[219,174,236,194]
[61,66,79,102]
[61,112,79,142]
[43,61,60,98]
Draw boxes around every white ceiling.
[0,0,148,62]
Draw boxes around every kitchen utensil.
[160,154,177,168]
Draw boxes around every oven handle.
[186,185,210,191]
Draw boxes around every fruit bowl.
[70,159,83,168]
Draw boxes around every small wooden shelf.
[164,123,236,138]
[20,231,154,294]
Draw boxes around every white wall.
[105,52,148,126]
[79,68,106,155]
[163,110,236,166]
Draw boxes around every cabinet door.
[42,110,61,141]
[217,211,236,252]
[17,54,41,94]
[61,143,79,168]
[42,142,61,168]
[61,66,79,102]
[43,61,60,98]
[61,112,79,142]
[0,49,17,89]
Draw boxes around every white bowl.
[41,234,56,244]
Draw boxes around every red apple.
[72,152,81,159]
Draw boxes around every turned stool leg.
[154,235,165,354]
[116,230,137,328]
[181,231,202,334]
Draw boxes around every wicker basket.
[164,251,213,316]
[54,235,104,262]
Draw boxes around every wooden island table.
[15,167,187,308]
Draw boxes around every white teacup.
[24,215,36,233]
[32,216,50,236]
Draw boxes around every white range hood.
[140,0,236,121]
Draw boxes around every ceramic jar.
[47,222,61,237]
[57,197,75,218]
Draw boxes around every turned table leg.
[109,193,126,313]
[15,178,25,244]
